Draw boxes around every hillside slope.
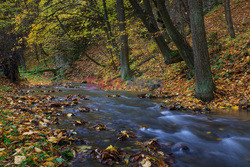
[66,0,249,110]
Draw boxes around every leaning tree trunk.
[129,0,183,65]
[152,0,172,43]
[223,0,235,38]
[188,0,215,101]
[155,0,194,73]
[143,0,181,64]
[116,0,130,79]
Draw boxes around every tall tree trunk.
[155,0,194,73]
[188,0,215,101]
[129,0,183,65]
[223,0,236,38]
[152,0,172,43]
[116,0,130,79]
[143,0,158,28]
[178,0,185,36]
[143,0,176,62]
[19,54,26,71]
[34,44,40,70]
[39,44,48,67]
[19,40,27,71]
[102,0,118,70]
[102,0,119,59]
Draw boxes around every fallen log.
[21,68,60,76]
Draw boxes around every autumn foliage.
[67,0,249,111]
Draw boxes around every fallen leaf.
[45,157,56,161]
[76,145,92,152]
[42,161,55,167]
[216,138,222,141]
[106,145,118,152]
[14,156,26,164]
[67,113,75,117]
[35,147,43,153]
[140,157,152,167]
[48,137,59,143]
[23,130,37,135]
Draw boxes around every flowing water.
[33,83,250,167]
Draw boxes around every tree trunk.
[19,54,26,71]
[116,0,130,79]
[144,0,182,64]
[152,0,172,43]
[129,0,183,65]
[19,41,27,71]
[188,0,215,101]
[223,0,236,38]
[102,0,119,59]
[155,0,194,73]
[39,44,48,67]
[178,0,185,36]
[34,44,40,70]
[143,0,158,28]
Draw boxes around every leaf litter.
[0,79,175,166]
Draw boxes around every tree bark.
[188,0,215,101]
[102,0,119,58]
[151,0,172,43]
[178,0,185,36]
[116,0,130,79]
[39,44,48,67]
[223,0,236,38]
[155,0,194,73]
[129,0,183,65]
[19,40,27,71]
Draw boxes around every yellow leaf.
[57,132,63,139]
[216,138,222,141]
[48,137,59,143]
[206,131,211,134]
[106,145,117,152]
[76,120,81,124]
[232,106,239,110]
[42,162,55,167]
[0,148,6,156]
[67,113,74,117]
[45,157,56,161]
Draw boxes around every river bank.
[0,76,174,166]
[1,79,250,166]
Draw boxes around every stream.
[32,83,250,167]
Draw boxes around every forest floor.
[0,74,173,166]
[0,75,72,166]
